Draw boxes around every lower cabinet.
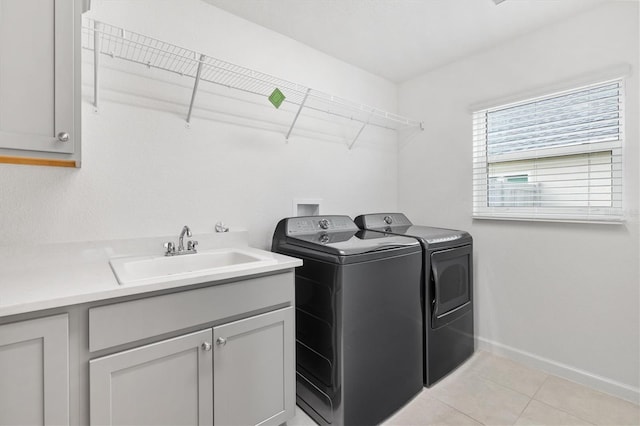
[0,271,296,426]
[214,307,294,426]
[90,329,214,426]
[0,314,69,426]
[89,307,294,426]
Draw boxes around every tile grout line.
[505,363,546,426]
[530,373,550,400]
[469,366,544,402]
[469,352,549,400]
[428,395,488,425]
[528,398,598,425]
[478,371,546,400]
[532,375,622,425]
[504,366,598,425]
[426,352,639,425]
[512,395,534,425]
[430,371,535,425]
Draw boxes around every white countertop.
[0,230,302,318]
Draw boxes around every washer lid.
[281,216,420,256]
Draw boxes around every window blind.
[472,79,624,223]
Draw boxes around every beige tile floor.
[287,351,640,426]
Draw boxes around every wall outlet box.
[293,198,322,217]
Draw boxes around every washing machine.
[354,213,474,386]
[272,215,423,426]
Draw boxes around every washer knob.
[384,215,393,225]
[318,219,329,230]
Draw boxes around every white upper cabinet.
[0,0,81,166]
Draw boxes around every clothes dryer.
[354,213,474,386]
[272,216,423,426]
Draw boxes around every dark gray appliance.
[354,213,474,386]
[272,216,423,426]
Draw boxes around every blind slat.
[488,95,621,128]
[489,82,620,118]
[487,116,621,145]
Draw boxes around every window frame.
[472,77,625,224]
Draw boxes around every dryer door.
[430,245,472,329]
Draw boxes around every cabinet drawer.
[89,272,294,352]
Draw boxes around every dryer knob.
[384,215,393,225]
[318,219,329,230]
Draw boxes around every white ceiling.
[204,0,608,83]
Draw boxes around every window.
[472,79,624,223]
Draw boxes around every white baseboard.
[476,337,640,405]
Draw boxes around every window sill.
[472,214,626,225]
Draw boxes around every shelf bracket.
[93,21,101,111]
[348,112,374,150]
[186,54,206,125]
[285,88,311,142]
[348,122,367,150]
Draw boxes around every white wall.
[0,0,399,249]
[398,2,639,402]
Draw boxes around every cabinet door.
[0,314,69,426]
[214,307,295,426]
[0,0,76,154]
[90,329,213,426]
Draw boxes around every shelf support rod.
[93,21,101,110]
[348,112,374,150]
[186,54,206,125]
[286,88,311,142]
[348,122,368,150]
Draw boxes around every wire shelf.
[82,18,423,146]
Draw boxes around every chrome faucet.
[178,225,191,252]
[164,225,198,256]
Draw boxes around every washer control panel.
[286,216,358,235]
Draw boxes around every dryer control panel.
[354,213,413,230]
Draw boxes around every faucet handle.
[163,241,175,255]
[215,222,229,233]
[187,240,199,252]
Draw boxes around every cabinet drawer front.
[89,272,294,352]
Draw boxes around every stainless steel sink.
[109,248,278,286]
